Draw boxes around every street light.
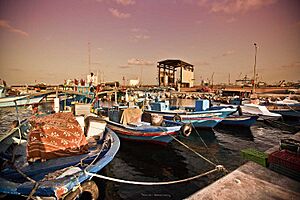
[252,43,258,94]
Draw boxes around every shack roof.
[157,59,193,68]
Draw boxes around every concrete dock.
[186,162,300,200]
[187,132,300,200]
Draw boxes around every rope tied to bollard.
[84,164,227,186]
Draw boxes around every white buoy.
[54,97,60,113]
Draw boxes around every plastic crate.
[241,148,268,167]
[269,163,300,181]
[268,150,300,172]
[280,139,300,154]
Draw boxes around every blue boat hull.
[0,122,120,198]
[145,109,235,128]
[219,115,258,127]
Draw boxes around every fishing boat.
[0,112,120,199]
[106,107,190,145]
[210,105,258,127]
[0,94,45,108]
[218,115,258,127]
[266,98,300,120]
[241,103,282,121]
[145,100,236,129]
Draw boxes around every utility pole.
[88,42,91,74]
[252,43,257,94]
[211,72,215,89]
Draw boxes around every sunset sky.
[0,0,299,85]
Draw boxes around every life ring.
[64,180,99,200]
[180,123,192,137]
[173,114,182,122]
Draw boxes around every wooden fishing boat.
[241,104,282,121]
[0,94,45,108]
[106,107,190,145]
[218,115,258,127]
[0,112,120,199]
[145,100,236,129]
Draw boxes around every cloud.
[210,0,277,14]
[222,50,235,56]
[134,34,150,40]
[131,28,150,42]
[226,17,237,23]
[195,20,203,24]
[131,28,141,32]
[197,61,210,66]
[0,20,29,37]
[119,65,131,69]
[115,0,135,6]
[109,8,131,19]
[197,0,208,6]
[293,21,300,28]
[128,58,154,65]
[281,62,300,69]
[9,67,24,72]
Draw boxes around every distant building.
[235,75,253,87]
[157,59,194,87]
[129,79,140,86]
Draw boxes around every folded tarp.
[27,112,88,162]
[120,108,143,125]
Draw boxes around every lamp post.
[252,43,257,94]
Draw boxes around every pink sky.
[0,0,299,85]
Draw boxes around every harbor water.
[0,103,297,200]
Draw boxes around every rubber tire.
[180,123,192,137]
[173,114,182,122]
[64,180,99,200]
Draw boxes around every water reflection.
[215,126,254,141]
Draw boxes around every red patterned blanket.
[27,112,88,162]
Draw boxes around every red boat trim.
[106,124,178,137]
[181,117,223,121]
[119,137,170,146]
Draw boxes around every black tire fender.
[180,123,192,137]
[64,180,99,200]
[173,114,182,122]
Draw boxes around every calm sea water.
[0,103,297,200]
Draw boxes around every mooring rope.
[190,122,209,149]
[170,135,217,167]
[188,119,220,165]
[84,165,226,185]
[286,103,299,113]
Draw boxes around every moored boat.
[145,100,236,129]
[241,104,282,121]
[0,112,120,199]
[106,107,189,145]
[218,115,258,127]
[0,94,45,108]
